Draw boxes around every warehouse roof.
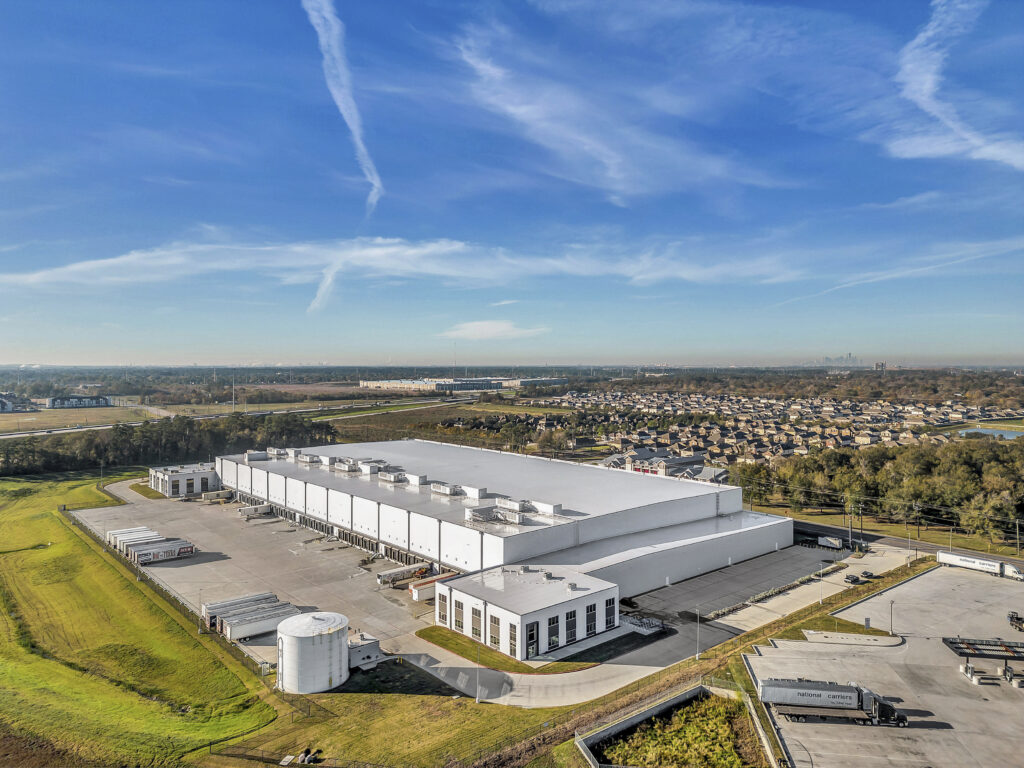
[442,564,616,615]
[225,439,731,519]
[522,510,790,574]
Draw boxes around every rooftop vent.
[379,470,405,483]
[297,454,321,465]
[567,582,577,593]
[495,497,528,513]
[431,482,461,496]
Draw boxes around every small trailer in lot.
[376,561,431,587]
[818,535,844,550]
[126,538,196,565]
[221,603,301,642]
[758,678,908,726]
[937,551,1024,581]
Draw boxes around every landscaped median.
[129,480,165,499]
[415,626,599,674]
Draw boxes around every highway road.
[0,397,473,441]
[793,518,1024,567]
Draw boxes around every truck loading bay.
[746,565,1024,768]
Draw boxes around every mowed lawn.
[0,406,152,434]
[0,471,274,765]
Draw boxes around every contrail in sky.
[301,0,384,216]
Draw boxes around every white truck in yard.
[937,550,1024,581]
[758,678,908,727]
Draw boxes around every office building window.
[565,610,577,644]
[586,603,597,636]
[471,607,482,640]
[454,600,464,631]
[509,624,517,657]
[201,477,209,493]
[547,615,560,650]
[605,597,616,629]
[186,478,194,494]
[438,593,448,625]
[489,615,500,648]
[171,480,179,496]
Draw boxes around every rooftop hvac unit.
[567,582,577,593]
[244,450,268,464]
[405,473,427,486]
[266,447,288,457]
[378,470,405,483]
[542,571,555,581]
[531,501,563,516]
[497,509,523,525]
[462,485,487,499]
[518,565,533,574]
[495,497,527,512]
[319,456,337,466]
[358,459,385,474]
[286,448,303,459]
[297,454,321,464]
[431,482,460,496]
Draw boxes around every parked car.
[861,571,875,579]
[844,574,861,585]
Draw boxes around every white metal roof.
[442,564,616,615]
[228,439,731,518]
[277,611,348,637]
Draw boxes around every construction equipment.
[1009,611,1024,632]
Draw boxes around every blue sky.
[1,0,1022,366]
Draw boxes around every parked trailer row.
[202,592,277,629]
[937,551,1024,581]
[221,604,301,642]
[758,678,908,726]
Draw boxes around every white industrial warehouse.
[216,439,792,661]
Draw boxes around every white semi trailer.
[758,678,908,726]
[937,551,1024,581]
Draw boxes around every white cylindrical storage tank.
[276,612,349,694]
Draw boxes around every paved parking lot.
[75,481,430,662]
[606,545,846,667]
[746,566,1024,768]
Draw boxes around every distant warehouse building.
[46,394,111,408]
[149,462,220,497]
[359,377,567,392]
[215,440,792,660]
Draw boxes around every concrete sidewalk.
[383,633,659,708]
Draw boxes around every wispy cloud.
[453,22,786,204]
[772,235,1024,307]
[0,233,802,309]
[856,191,943,210]
[892,0,1024,171]
[301,0,384,215]
[490,299,519,306]
[440,320,547,340]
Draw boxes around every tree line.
[730,438,1024,539]
[0,413,337,477]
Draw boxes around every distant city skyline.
[1,0,1022,365]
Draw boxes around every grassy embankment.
[312,401,456,421]
[415,626,597,674]
[754,499,1022,559]
[467,402,574,416]
[0,406,152,434]
[130,481,166,499]
[0,471,274,766]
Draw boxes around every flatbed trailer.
[775,704,876,723]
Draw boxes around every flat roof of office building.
[223,440,732,521]
[441,564,616,615]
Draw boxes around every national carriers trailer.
[758,678,908,726]
[937,551,1024,581]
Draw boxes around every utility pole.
[1017,519,1020,558]
[695,604,701,660]
[858,502,865,550]
[889,600,895,637]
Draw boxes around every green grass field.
[465,402,574,416]
[0,471,274,766]
[415,626,597,674]
[0,407,152,434]
[129,481,166,499]
[164,399,362,416]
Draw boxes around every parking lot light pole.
[695,604,701,661]
[889,600,895,637]
[819,562,826,604]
